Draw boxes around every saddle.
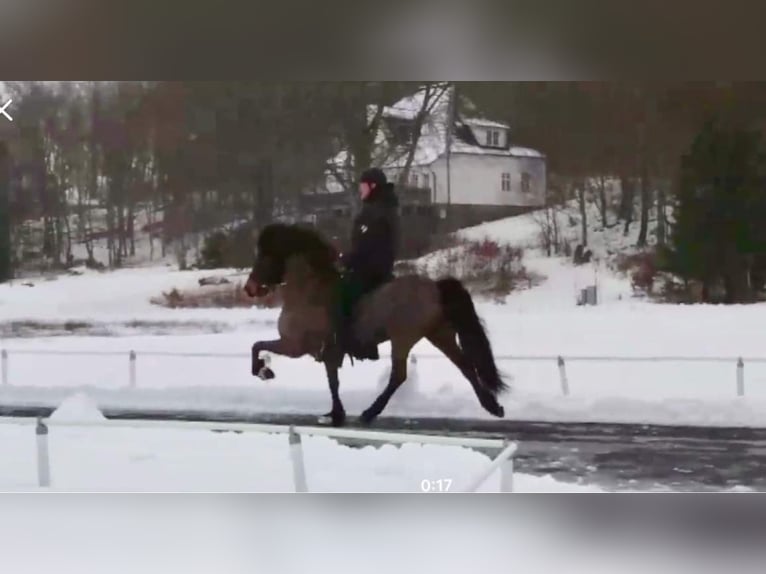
[330,273,391,364]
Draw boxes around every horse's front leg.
[251,338,304,380]
[318,359,346,427]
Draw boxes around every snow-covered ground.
[0,394,603,493]
[2,204,766,430]
[4,203,766,491]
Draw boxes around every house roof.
[323,84,544,192]
[380,85,544,167]
[463,117,511,130]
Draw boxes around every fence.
[0,347,759,397]
[0,416,517,493]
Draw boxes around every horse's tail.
[436,277,509,396]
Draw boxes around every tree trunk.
[63,211,73,266]
[106,200,116,268]
[128,204,135,257]
[576,183,588,246]
[656,182,667,246]
[596,175,608,228]
[83,206,95,265]
[54,212,64,266]
[723,253,751,304]
[637,166,650,247]
[619,175,635,235]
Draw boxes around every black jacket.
[342,182,399,285]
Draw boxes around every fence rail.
[0,416,517,493]
[0,347,760,397]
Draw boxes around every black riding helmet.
[359,167,395,204]
[360,167,387,188]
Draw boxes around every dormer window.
[486,129,501,147]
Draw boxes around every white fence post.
[557,356,570,396]
[129,350,137,388]
[499,441,515,493]
[462,442,518,493]
[36,418,51,488]
[1,349,7,385]
[737,357,745,397]
[288,426,308,493]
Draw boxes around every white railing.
[0,416,518,493]
[0,347,758,396]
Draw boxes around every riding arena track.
[2,404,765,492]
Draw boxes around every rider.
[334,167,400,361]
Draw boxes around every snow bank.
[0,421,603,492]
[49,392,106,422]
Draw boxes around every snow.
[3,200,766,432]
[49,392,106,422]
[509,146,546,158]
[324,84,544,180]
[0,419,602,492]
[464,117,511,130]
[0,265,267,325]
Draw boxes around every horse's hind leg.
[426,323,504,418]
[319,359,346,427]
[359,339,413,425]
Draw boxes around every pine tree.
[669,120,766,302]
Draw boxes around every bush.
[151,282,281,309]
[198,231,229,269]
[197,224,257,270]
[430,238,540,300]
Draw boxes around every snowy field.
[3,251,766,427]
[0,394,603,493]
[4,207,766,491]
[3,205,766,431]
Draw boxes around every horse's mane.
[257,223,338,277]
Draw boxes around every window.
[501,172,511,191]
[521,172,531,193]
[410,173,419,187]
[486,130,500,147]
[421,173,429,188]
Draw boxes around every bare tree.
[395,82,451,186]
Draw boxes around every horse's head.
[244,223,338,298]
[245,224,288,298]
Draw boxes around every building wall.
[429,154,546,207]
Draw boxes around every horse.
[244,223,509,427]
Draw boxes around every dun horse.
[244,223,508,427]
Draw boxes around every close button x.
[0,99,12,122]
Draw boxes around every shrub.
[151,282,281,309]
[429,238,540,299]
[196,224,257,270]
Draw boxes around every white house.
[324,85,547,217]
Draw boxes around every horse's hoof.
[318,411,346,427]
[258,367,275,380]
[359,410,377,426]
[487,403,504,418]
[251,358,266,377]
